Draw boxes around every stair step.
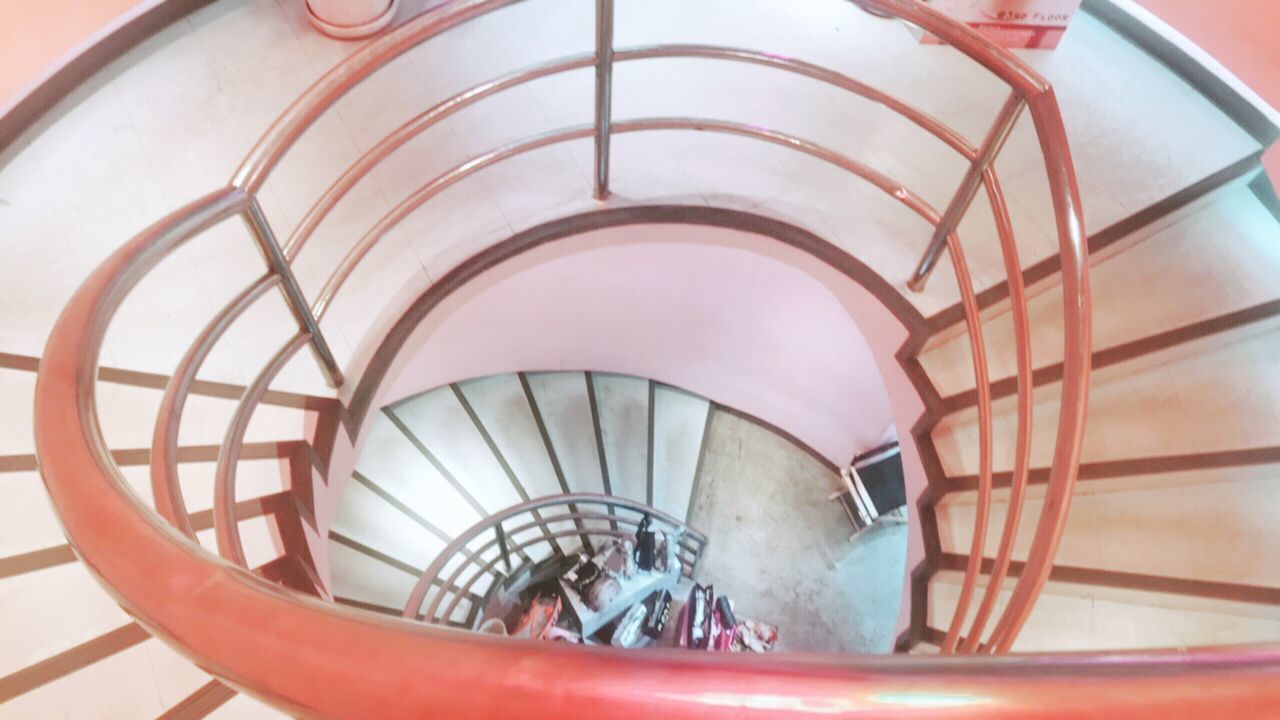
[330,474,447,571]
[147,641,224,718]
[933,318,1280,476]
[194,515,286,570]
[935,469,1280,589]
[113,457,290,516]
[355,414,484,539]
[159,679,237,719]
[523,372,609,498]
[457,374,585,547]
[0,629,159,719]
[0,472,63,558]
[922,183,1280,399]
[0,563,132,679]
[328,540,421,613]
[928,568,1280,651]
[591,373,652,506]
[651,384,712,522]
[328,536,482,626]
[93,380,315,451]
[388,388,526,514]
[0,368,36,458]
[457,374,566,500]
[204,691,290,719]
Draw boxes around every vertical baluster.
[907,92,1025,292]
[593,0,615,199]
[496,521,512,573]
[242,198,344,388]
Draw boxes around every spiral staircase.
[3,0,1280,717]
[327,372,718,621]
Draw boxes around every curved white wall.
[383,224,903,463]
[391,243,901,458]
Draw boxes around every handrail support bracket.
[907,92,1025,292]
[243,199,345,388]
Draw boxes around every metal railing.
[51,1,1277,718]
[404,494,708,628]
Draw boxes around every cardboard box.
[918,0,1083,49]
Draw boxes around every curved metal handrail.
[407,493,707,621]
[960,171,1035,654]
[281,51,595,261]
[231,0,519,194]
[986,87,1090,652]
[151,273,279,538]
[939,226,996,654]
[431,527,682,628]
[282,42,981,263]
[213,331,310,567]
[31,0,1112,714]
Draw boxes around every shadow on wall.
[379,223,906,466]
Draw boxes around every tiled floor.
[0,0,1259,397]
[689,410,907,653]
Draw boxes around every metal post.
[242,199,345,388]
[496,523,511,573]
[593,0,615,200]
[906,93,1025,292]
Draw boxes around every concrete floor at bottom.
[686,410,907,653]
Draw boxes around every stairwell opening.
[322,207,934,652]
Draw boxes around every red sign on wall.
[919,0,1083,49]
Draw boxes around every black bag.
[634,514,657,571]
[642,589,672,638]
[686,584,713,649]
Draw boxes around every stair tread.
[355,414,485,538]
[591,373,652,506]
[457,374,566,501]
[651,385,712,522]
[928,569,1280,652]
[330,474,447,570]
[936,471,1280,589]
[934,318,1280,475]
[390,388,526,513]
[924,184,1280,398]
[524,372,609,498]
